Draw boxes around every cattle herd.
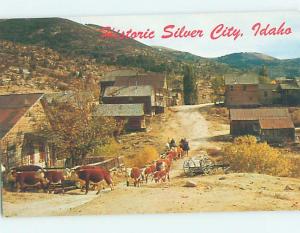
[1,143,188,195]
[126,146,185,187]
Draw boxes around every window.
[230,85,234,91]
[243,85,247,91]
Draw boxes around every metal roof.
[0,93,44,139]
[258,84,278,90]
[94,104,144,117]
[259,117,295,129]
[279,83,300,90]
[225,74,259,85]
[230,108,290,121]
[104,85,153,97]
[101,69,138,82]
[114,73,167,90]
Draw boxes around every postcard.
[0,11,300,217]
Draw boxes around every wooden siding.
[225,84,260,107]
[0,101,52,169]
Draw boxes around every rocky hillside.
[0,17,299,95]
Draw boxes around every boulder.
[284,185,294,191]
[184,180,197,187]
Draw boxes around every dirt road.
[2,104,300,217]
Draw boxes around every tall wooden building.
[225,75,260,107]
[0,93,54,169]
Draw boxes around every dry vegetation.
[289,107,300,127]
[223,135,300,177]
[125,146,159,167]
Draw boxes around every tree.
[259,65,271,84]
[42,91,117,167]
[211,76,225,102]
[183,65,198,105]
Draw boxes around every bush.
[291,109,300,126]
[130,146,159,168]
[223,136,292,176]
[92,139,122,157]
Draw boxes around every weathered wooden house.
[99,69,138,98]
[99,70,171,113]
[225,75,260,107]
[95,104,146,131]
[277,78,300,105]
[230,108,295,143]
[0,93,54,169]
[258,84,280,105]
[102,85,155,115]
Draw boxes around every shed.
[259,118,295,143]
[95,104,146,131]
[102,85,155,115]
[229,108,295,143]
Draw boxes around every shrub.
[223,136,292,176]
[131,146,159,168]
[92,139,122,157]
[291,109,300,126]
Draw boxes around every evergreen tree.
[183,65,198,105]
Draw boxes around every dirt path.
[2,104,300,217]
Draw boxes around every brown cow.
[44,170,68,194]
[156,156,172,182]
[70,167,114,195]
[153,170,167,183]
[14,165,43,172]
[9,170,46,192]
[142,163,156,183]
[126,167,143,187]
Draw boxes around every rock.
[219,176,226,180]
[184,180,197,187]
[284,185,294,191]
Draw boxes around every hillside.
[0,17,299,94]
[215,52,300,78]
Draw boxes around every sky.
[70,11,300,59]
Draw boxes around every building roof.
[103,85,153,97]
[230,108,290,121]
[0,93,44,139]
[279,83,300,90]
[101,69,138,82]
[114,73,167,90]
[258,84,278,90]
[94,104,144,117]
[225,74,259,85]
[44,91,95,105]
[259,117,295,129]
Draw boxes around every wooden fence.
[88,156,125,171]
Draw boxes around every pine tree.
[183,65,198,105]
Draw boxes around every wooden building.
[99,70,170,113]
[102,85,155,115]
[230,108,295,143]
[99,69,138,98]
[277,78,300,105]
[225,75,260,107]
[0,93,54,169]
[258,84,280,105]
[259,118,295,143]
[95,104,146,131]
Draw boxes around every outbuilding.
[95,104,146,131]
[229,108,295,143]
